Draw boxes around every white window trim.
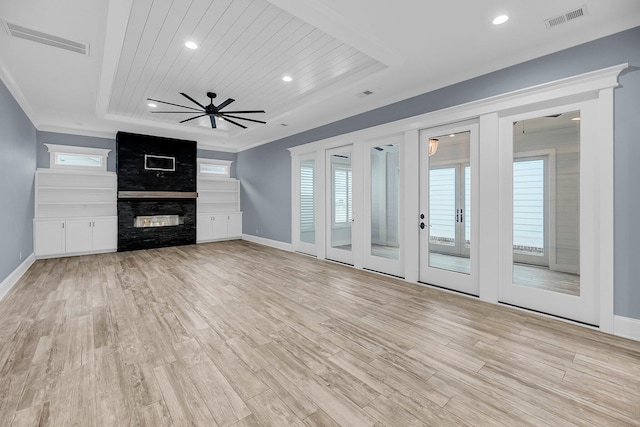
[44,143,111,171]
[197,158,233,178]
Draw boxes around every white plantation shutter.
[334,168,352,224]
[513,159,544,255]
[300,164,315,231]
[429,167,456,245]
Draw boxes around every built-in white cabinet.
[34,169,118,258]
[197,213,243,242]
[35,217,117,257]
[197,176,242,243]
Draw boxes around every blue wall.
[236,26,640,320]
[0,79,37,284]
[37,131,117,171]
[36,132,237,177]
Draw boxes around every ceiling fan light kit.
[147,91,266,130]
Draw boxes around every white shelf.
[35,169,118,219]
[197,177,241,214]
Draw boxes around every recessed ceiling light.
[147,103,157,108]
[572,117,581,121]
[185,41,198,50]
[492,15,509,25]
[282,76,292,82]
[449,134,455,137]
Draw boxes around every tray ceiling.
[107,0,386,135]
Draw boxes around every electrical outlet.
[19,252,22,261]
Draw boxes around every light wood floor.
[1,240,639,426]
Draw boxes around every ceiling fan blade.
[210,115,217,129]
[147,98,202,112]
[215,98,235,111]
[220,116,247,129]
[179,114,208,123]
[218,114,266,124]
[179,92,206,109]
[151,111,206,113]
[219,110,265,114]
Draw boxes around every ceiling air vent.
[544,5,588,29]
[3,20,89,55]
[355,90,375,98]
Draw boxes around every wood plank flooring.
[1,240,639,426]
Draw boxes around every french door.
[363,135,404,277]
[498,103,598,325]
[419,122,479,295]
[325,146,354,265]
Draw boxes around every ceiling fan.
[147,92,266,129]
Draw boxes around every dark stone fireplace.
[116,132,197,252]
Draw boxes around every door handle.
[420,222,425,229]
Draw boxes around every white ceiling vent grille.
[544,5,588,29]
[3,21,89,55]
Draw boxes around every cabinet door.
[197,214,213,242]
[35,220,66,256]
[92,217,117,252]
[227,213,243,238]
[65,219,92,254]
[212,215,228,239]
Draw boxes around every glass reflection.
[300,159,315,244]
[331,152,352,250]
[370,144,400,260]
[428,132,471,275]
[512,111,581,295]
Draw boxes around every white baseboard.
[0,253,35,301]
[614,315,640,342]
[242,234,293,252]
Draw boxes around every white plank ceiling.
[0,0,639,151]
[107,0,386,134]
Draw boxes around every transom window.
[197,158,233,177]
[44,144,110,171]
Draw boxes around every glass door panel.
[370,144,400,260]
[512,112,580,296]
[427,132,471,275]
[300,159,315,244]
[326,147,354,265]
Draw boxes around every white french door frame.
[498,101,599,325]
[419,121,480,296]
[362,134,405,277]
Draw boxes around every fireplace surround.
[116,132,197,251]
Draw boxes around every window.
[45,144,110,171]
[513,159,545,256]
[197,158,232,178]
[334,167,352,224]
